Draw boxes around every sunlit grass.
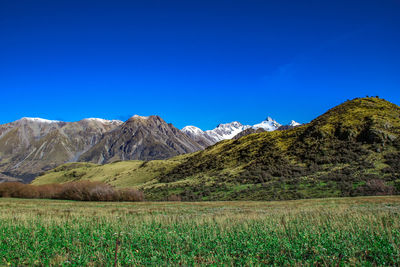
[1,196,400,265]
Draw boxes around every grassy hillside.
[1,197,400,265]
[33,156,187,188]
[34,97,400,200]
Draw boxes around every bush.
[0,181,144,202]
[167,194,182,201]
[353,179,395,196]
[117,188,145,202]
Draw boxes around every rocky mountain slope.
[35,97,400,201]
[0,118,122,182]
[181,126,216,148]
[78,115,203,164]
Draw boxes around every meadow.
[1,196,400,266]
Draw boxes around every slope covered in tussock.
[33,157,186,188]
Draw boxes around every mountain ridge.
[0,115,299,183]
[0,117,123,182]
[34,97,400,201]
[78,115,203,164]
[181,117,300,146]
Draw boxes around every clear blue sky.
[0,0,399,130]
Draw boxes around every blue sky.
[0,0,399,130]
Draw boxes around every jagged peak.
[290,120,301,127]
[266,116,274,121]
[253,117,281,131]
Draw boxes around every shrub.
[0,181,144,202]
[167,194,182,201]
[353,179,395,196]
[117,188,145,202]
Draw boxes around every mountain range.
[0,114,298,182]
[34,97,400,201]
[0,118,122,182]
[182,117,300,145]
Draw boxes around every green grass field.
[1,197,400,266]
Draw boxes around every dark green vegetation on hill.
[35,97,400,201]
[1,197,399,266]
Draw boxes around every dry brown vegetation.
[0,181,144,201]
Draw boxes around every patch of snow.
[20,117,61,124]
[83,118,123,124]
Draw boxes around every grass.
[33,157,183,188]
[1,196,400,265]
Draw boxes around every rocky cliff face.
[79,115,203,164]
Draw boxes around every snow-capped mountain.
[182,125,204,136]
[181,126,216,148]
[0,117,123,183]
[182,117,300,147]
[80,115,203,164]
[290,120,301,127]
[252,117,281,131]
[206,122,251,142]
[0,113,301,183]
[182,122,255,146]
[182,122,252,147]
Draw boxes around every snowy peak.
[290,120,301,127]
[215,121,243,129]
[182,126,204,136]
[252,117,281,131]
[206,122,251,141]
[181,126,216,148]
[182,117,301,146]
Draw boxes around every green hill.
[34,97,400,200]
[33,156,186,188]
